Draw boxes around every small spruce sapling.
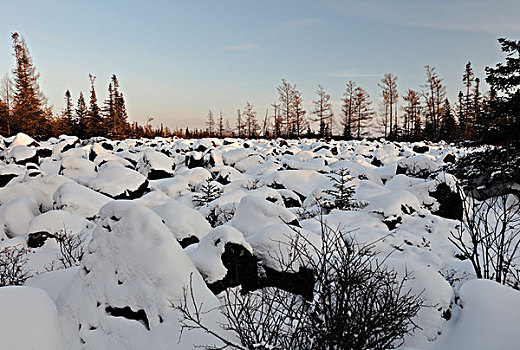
[193,179,223,207]
[324,168,356,211]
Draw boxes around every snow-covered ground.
[0,132,518,349]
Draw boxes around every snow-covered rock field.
[0,132,518,349]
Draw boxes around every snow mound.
[189,225,252,284]
[247,223,321,272]
[78,164,149,199]
[152,201,211,246]
[53,182,112,219]
[433,279,520,350]
[232,195,299,237]
[137,150,175,180]
[56,200,224,350]
[0,286,59,350]
[60,156,97,179]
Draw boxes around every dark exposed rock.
[206,242,315,300]
[278,190,302,208]
[36,148,53,159]
[27,231,51,248]
[101,142,114,151]
[443,153,456,163]
[194,144,207,152]
[88,148,97,162]
[185,153,204,169]
[429,182,463,220]
[371,157,383,167]
[413,145,429,153]
[313,145,329,153]
[147,169,174,181]
[108,179,150,200]
[382,215,402,230]
[14,153,38,166]
[260,265,315,301]
[208,243,259,295]
[105,306,150,331]
[178,235,199,248]
[0,173,18,187]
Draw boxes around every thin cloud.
[274,18,321,32]
[409,21,520,34]
[225,43,261,51]
[324,71,382,78]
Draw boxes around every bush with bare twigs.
[449,186,520,288]
[0,245,32,286]
[174,220,424,350]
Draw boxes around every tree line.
[204,38,519,146]
[0,32,173,140]
[1,33,519,145]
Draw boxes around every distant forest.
[0,32,519,144]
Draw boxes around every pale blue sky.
[1,0,519,129]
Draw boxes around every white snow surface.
[0,286,60,350]
[0,134,516,349]
[56,200,226,349]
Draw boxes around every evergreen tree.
[485,38,520,145]
[0,74,13,136]
[292,88,306,138]
[461,62,475,138]
[86,74,103,138]
[58,89,74,135]
[341,81,356,139]
[218,111,224,138]
[439,99,456,142]
[378,73,399,139]
[312,84,334,138]
[402,89,422,140]
[277,79,295,138]
[236,109,246,138]
[324,168,356,211]
[11,32,49,138]
[352,86,373,139]
[103,74,129,139]
[206,109,215,136]
[75,92,88,135]
[422,65,446,140]
[243,102,258,138]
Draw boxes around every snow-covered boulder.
[188,225,256,294]
[6,145,38,165]
[78,164,149,199]
[432,279,520,350]
[53,182,112,219]
[152,201,211,247]
[396,155,439,179]
[57,200,225,350]
[0,197,40,237]
[137,150,175,180]
[60,156,97,179]
[150,176,189,200]
[246,223,322,299]
[0,286,59,350]
[27,210,94,248]
[232,195,299,237]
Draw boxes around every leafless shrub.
[205,205,237,228]
[0,245,32,286]
[449,187,520,288]
[174,217,425,350]
[52,227,87,269]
